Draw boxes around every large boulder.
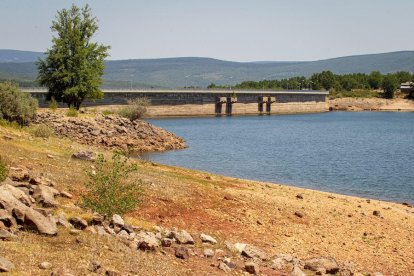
[0,256,15,272]
[241,245,268,261]
[0,184,32,207]
[0,186,57,235]
[171,230,194,245]
[136,231,160,251]
[200,233,217,244]
[72,151,96,162]
[8,166,29,182]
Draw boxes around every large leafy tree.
[382,74,399,99]
[37,4,110,109]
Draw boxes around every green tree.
[368,71,383,89]
[382,74,398,99]
[37,4,110,109]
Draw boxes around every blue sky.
[1,0,413,61]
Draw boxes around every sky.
[1,0,413,62]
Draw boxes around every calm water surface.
[144,112,414,204]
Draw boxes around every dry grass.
[0,124,413,275]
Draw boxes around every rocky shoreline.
[34,112,186,152]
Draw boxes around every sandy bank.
[329,97,414,111]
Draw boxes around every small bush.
[0,156,8,182]
[0,81,38,125]
[30,124,54,138]
[66,106,78,117]
[49,96,58,111]
[82,153,144,216]
[102,109,114,115]
[118,98,150,121]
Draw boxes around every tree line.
[208,71,414,99]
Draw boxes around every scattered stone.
[373,210,381,217]
[69,217,88,230]
[218,262,232,273]
[291,265,306,276]
[91,214,105,226]
[245,262,259,274]
[0,186,57,235]
[60,191,73,199]
[0,256,15,272]
[0,209,18,228]
[328,195,335,199]
[296,194,303,199]
[223,195,233,200]
[56,213,72,229]
[1,184,32,206]
[8,166,29,182]
[200,233,217,244]
[105,270,121,276]
[294,211,304,218]
[304,257,339,274]
[111,214,124,227]
[30,176,56,187]
[175,246,189,259]
[69,229,81,235]
[51,267,74,276]
[241,245,268,261]
[47,154,54,159]
[204,248,214,258]
[39,262,53,269]
[256,220,263,225]
[0,229,16,240]
[172,230,194,245]
[161,238,173,247]
[95,226,108,236]
[88,260,102,272]
[32,185,60,208]
[116,230,129,240]
[72,151,96,161]
[136,232,160,251]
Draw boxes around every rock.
[69,217,88,230]
[105,270,121,276]
[116,230,129,240]
[69,229,81,235]
[0,209,17,228]
[245,262,259,274]
[88,260,102,272]
[304,257,339,274]
[51,267,74,276]
[136,231,160,251]
[296,194,303,199]
[218,262,232,273]
[204,248,214,258]
[233,242,247,253]
[56,213,72,229]
[8,166,29,182]
[72,151,96,161]
[47,154,54,159]
[30,176,56,187]
[175,246,189,259]
[294,211,304,218]
[172,230,194,245]
[85,226,97,234]
[39,261,53,269]
[373,210,381,217]
[161,238,173,247]
[111,214,124,227]
[0,229,16,240]
[200,233,217,244]
[1,184,32,206]
[0,256,15,272]
[0,186,57,235]
[60,191,73,199]
[91,214,105,225]
[95,226,109,236]
[291,266,306,276]
[241,245,268,261]
[32,185,60,208]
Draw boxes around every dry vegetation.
[0,123,413,275]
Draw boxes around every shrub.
[30,124,54,138]
[49,96,58,111]
[66,106,78,117]
[82,153,144,216]
[0,81,38,125]
[102,109,114,115]
[0,156,8,182]
[117,98,150,121]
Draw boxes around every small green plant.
[0,156,8,182]
[102,109,114,115]
[49,96,58,111]
[82,153,144,216]
[30,124,54,138]
[66,106,78,117]
[117,97,150,121]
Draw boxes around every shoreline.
[1,123,413,274]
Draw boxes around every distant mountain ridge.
[0,49,413,88]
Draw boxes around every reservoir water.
[144,112,414,204]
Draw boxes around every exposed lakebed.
[144,112,414,204]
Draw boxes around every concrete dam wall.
[23,88,329,116]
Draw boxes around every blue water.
[144,112,414,204]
